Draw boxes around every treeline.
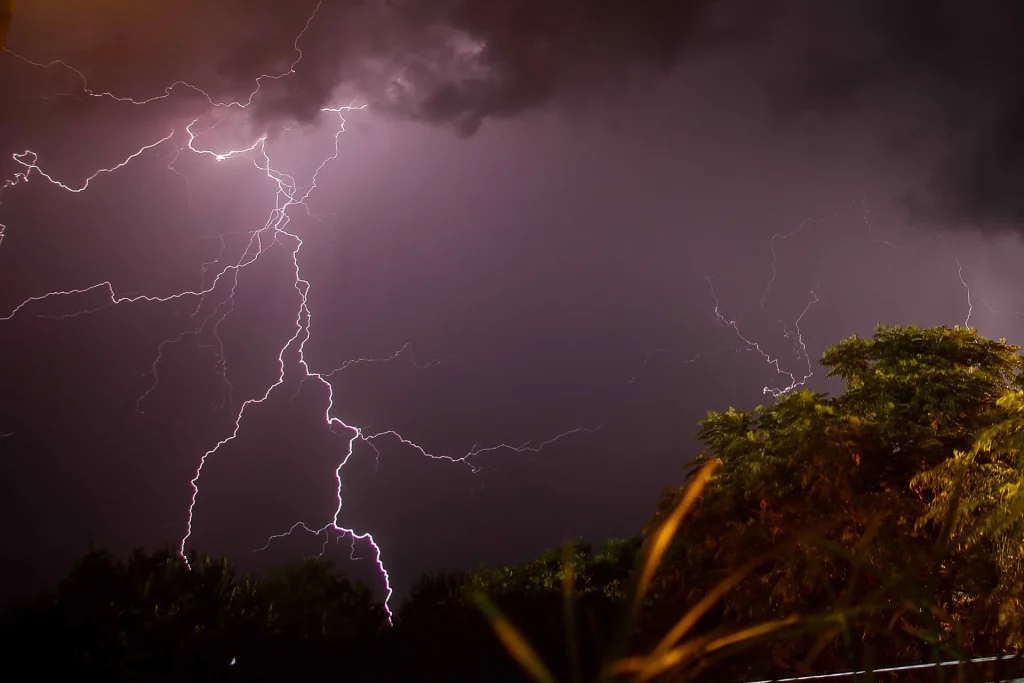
[6,324,1024,682]
[0,541,639,681]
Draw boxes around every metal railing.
[742,654,1023,683]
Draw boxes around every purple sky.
[3,0,1024,607]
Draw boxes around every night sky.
[3,0,1024,610]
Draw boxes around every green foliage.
[478,460,812,683]
[647,325,1024,675]
[467,538,642,602]
[914,389,1024,645]
[261,557,385,640]
[390,538,643,682]
[823,325,1023,466]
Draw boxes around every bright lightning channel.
[708,275,819,397]
[956,257,973,327]
[0,1,598,621]
[705,198,981,398]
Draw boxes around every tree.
[1,549,387,680]
[389,539,642,683]
[1,548,263,678]
[261,558,386,642]
[914,387,1024,647]
[648,325,1024,677]
[254,557,386,680]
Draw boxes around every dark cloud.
[6,0,719,132]
[762,0,1024,230]
[229,0,728,135]
[5,0,1024,227]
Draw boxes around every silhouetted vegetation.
[5,325,1024,682]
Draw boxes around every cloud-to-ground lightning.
[621,193,990,403]
[633,208,848,398]
[0,1,597,621]
[703,197,986,397]
[708,274,819,397]
[956,258,974,327]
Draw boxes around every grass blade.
[473,592,559,683]
[632,458,720,615]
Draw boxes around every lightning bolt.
[0,1,597,622]
[704,196,981,397]
[665,201,885,398]
[709,275,819,397]
[627,199,923,394]
[956,258,973,327]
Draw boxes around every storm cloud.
[6,0,719,131]
[767,0,1024,230]
[7,0,1023,230]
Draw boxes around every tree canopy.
[649,324,1024,672]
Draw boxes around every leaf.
[472,592,559,683]
[632,458,720,615]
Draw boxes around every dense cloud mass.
[6,0,722,133]
[6,0,1023,229]
[771,0,1024,230]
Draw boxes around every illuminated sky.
[2,0,1024,605]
